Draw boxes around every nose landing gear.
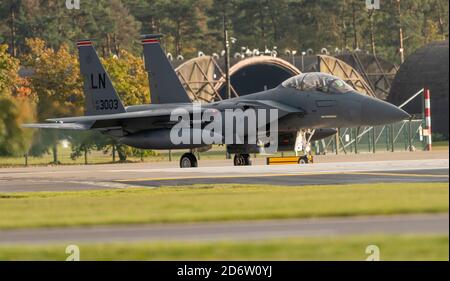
[295,129,316,165]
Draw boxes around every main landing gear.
[234,154,252,166]
[180,153,198,168]
[179,152,253,168]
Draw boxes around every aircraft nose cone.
[362,98,410,125]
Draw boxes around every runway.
[122,169,448,187]
[0,214,447,245]
[0,157,448,192]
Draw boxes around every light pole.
[396,0,405,63]
[291,50,297,66]
[301,51,306,72]
[223,15,231,100]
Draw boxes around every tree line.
[0,0,448,160]
[1,1,448,61]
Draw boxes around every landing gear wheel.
[298,155,309,164]
[234,154,252,166]
[180,153,198,168]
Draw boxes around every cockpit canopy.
[281,73,355,94]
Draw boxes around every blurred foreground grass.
[0,183,447,229]
[0,235,447,261]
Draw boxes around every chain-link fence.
[317,118,426,155]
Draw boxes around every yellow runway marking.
[115,171,449,183]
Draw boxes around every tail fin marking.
[77,40,126,115]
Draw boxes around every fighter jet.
[24,34,410,168]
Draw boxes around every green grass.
[0,235,447,261]
[0,183,447,230]
[433,141,449,151]
[433,141,449,147]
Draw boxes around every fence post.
[404,125,408,151]
[372,127,376,153]
[385,125,390,151]
[52,144,58,165]
[408,118,413,151]
[424,88,432,151]
[349,128,353,153]
[335,128,340,155]
[390,125,395,152]
[354,127,359,154]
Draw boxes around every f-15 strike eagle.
[24,35,410,168]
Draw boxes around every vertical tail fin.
[141,34,191,104]
[77,40,126,115]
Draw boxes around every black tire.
[234,154,252,166]
[298,156,309,164]
[233,154,243,166]
[180,153,198,168]
[243,154,252,166]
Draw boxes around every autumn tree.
[102,49,150,106]
[0,43,35,156]
[22,38,82,160]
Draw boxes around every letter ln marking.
[91,73,106,89]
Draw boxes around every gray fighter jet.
[24,35,410,168]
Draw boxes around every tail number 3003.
[95,99,119,111]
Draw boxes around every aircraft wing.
[23,100,303,131]
[45,108,190,123]
[22,122,93,130]
[24,107,211,131]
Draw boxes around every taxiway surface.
[0,156,448,192]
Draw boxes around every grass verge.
[0,235,447,261]
[0,183,448,230]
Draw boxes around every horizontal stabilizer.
[45,106,200,124]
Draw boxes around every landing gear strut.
[234,154,252,166]
[295,129,316,164]
[180,153,198,168]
